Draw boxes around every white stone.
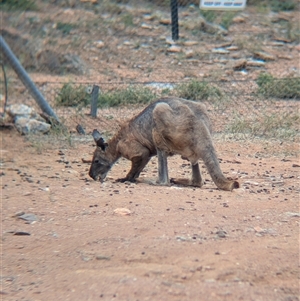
[15,117,51,135]
[6,104,34,118]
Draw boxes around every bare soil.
[1,122,299,301]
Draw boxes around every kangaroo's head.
[89,129,112,182]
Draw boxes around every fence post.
[0,36,59,122]
[170,0,179,41]
[90,85,99,118]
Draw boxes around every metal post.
[171,0,179,41]
[0,36,59,122]
[90,85,99,117]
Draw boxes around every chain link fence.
[1,0,299,140]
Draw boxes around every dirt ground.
[1,120,299,301]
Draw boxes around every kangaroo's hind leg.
[157,149,170,185]
[191,162,204,187]
[170,162,204,188]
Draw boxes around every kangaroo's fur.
[89,97,239,191]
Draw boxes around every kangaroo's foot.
[216,178,240,191]
[116,177,136,183]
[170,178,204,188]
[156,179,171,186]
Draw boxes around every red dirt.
[1,123,299,301]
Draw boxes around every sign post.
[200,0,247,10]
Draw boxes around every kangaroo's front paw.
[116,177,136,183]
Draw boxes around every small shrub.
[256,73,300,99]
[247,0,296,11]
[56,22,76,35]
[269,0,296,12]
[200,10,217,23]
[56,83,90,107]
[98,86,157,108]
[121,13,134,27]
[174,80,223,101]
[0,0,37,11]
[220,12,236,29]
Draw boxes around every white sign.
[200,0,247,10]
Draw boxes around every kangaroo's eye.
[94,159,99,164]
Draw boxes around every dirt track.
[1,126,299,301]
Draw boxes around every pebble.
[96,255,110,260]
[94,40,104,49]
[160,18,171,25]
[246,59,265,67]
[212,48,230,54]
[183,40,198,46]
[167,45,182,53]
[254,51,276,61]
[216,230,227,238]
[141,23,152,30]
[114,208,131,216]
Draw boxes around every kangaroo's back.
[127,97,211,154]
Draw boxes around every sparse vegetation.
[56,22,76,35]
[55,83,90,107]
[248,0,297,12]
[0,0,37,11]
[256,73,300,99]
[226,112,300,139]
[220,12,236,29]
[98,86,157,108]
[174,80,223,102]
[200,10,217,23]
[121,13,134,27]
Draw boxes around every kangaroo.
[89,97,239,191]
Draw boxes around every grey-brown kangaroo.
[89,97,239,191]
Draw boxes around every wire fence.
[1,0,299,140]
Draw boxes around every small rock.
[226,45,239,51]
[254,51,276,61]
[123,41,134,46]
[228,59,247,70]
[273,36,291,43]
[202,21,228,35]
[94,40,104,49]
[246,59,265,67]
[96,255,110,260]
[285,212,300,217]
[143,14,154,21]
[253,226,265,233]
[6,104,33,117]
[13,231,31,236]
[216,230,227,238]
[232,16,246,23]
[212,48,230,54]
[168,45,182,53]
[14,211,25,217]
[15,117,51,135]
[183,40,198,46]
[141,23,152,29]
[160,18,171,25]
[184,49,194,58]
[114,208,131,216]
[18,213,38,222]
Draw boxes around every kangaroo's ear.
[92,129,108,151]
